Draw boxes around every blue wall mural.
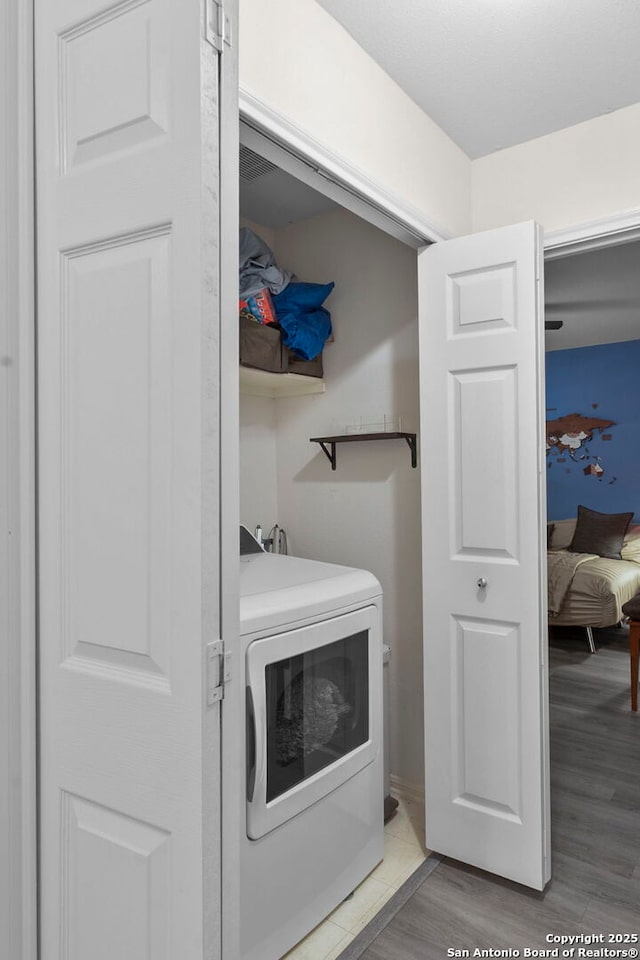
[546,339,640,522]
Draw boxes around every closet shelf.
[240,366,325,399]
[310,432,417,470]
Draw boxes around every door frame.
[238,89,449,248]
[545,209,640,259]
[1,0,37,959]
[5,33,640,953]
[220,4,241,958]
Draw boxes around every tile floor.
[282,794,428,960]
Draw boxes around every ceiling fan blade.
[545,297,640,312]
[544,320,564,330]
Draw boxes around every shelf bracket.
[310,432,417,470]
[318,440,337,470]
[404,434,417,468]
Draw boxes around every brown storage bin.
[239,314,325,378]
[287,349,324,378]
[239,314,286,373]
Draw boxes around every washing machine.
[239,527,384,960]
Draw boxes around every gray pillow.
[569,505,634,560]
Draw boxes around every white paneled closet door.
[35,0,224,956]
[419,222,551,890]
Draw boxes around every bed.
[547,518,640,651]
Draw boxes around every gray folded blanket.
[239,227,292,298]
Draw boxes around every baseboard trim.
[390,774,425,806]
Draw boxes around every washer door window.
[266,630,369,802]
[246,605,381,840]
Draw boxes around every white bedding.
[548,552,640,627]
[548,519,640,627]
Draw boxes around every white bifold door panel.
[35,0,223,957]
[419,222,550,890]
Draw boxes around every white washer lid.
[239,552,381,636]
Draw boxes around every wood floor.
[360,625,640,959]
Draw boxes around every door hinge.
[205,0,232,53]
[207,640,231,704]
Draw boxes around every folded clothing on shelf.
[239,227,292,298]
[239,287,277,325]
[273,281,334,361]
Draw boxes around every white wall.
[239,0,471,239]
[239,216,277,253]
[239,395,279,535]
[270,209,424,789]
[238,208,424,786]
[472,103,640,233]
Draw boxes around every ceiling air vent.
[240,145,277,182]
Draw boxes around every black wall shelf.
[310,432,417,470]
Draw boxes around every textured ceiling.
[317,0,640,158]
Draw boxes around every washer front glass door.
[246,604,381,840]
[266,630,369,802]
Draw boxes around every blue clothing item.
[277,307,332,361]
[273,281,334,313]
[272,282,334,361]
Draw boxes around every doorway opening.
[233,123,430,960]
[544,237,640,650]
[543,239,640,929]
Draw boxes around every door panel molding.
[451,615,522,819]
[449,365,519,559]
[58,0,169,172]
[60,792,171,960]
